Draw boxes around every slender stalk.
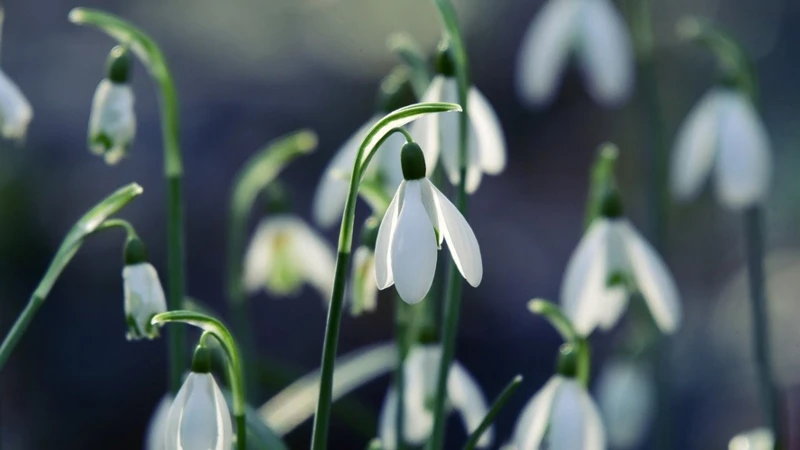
[462,375,523,450]
[743,207,782,448]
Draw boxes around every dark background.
[1,0,799,448]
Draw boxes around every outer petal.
[312,117,377,227]
[378,388,399,450]
[409,76,445,174]
[0,69,32,140]
[390,181,438,303]
[449,362,492,447]
[88,80,136,164]
[375,182,405,289]
[670,90,722,202]
[576,0,634,106]
[287,217,337,301]
[548,379,605,450]
[350,247,377,316]
[123,262,168,340]
[437,78,464,188]
[620,220,682,333]
[243,220,277,293]
[468,87,506,175]
[423,180,482,286]
[403,345,439,444]
[145,394,172,450]
[715,91,772,209]
[165,373,233,450]
[560,220,612,336]
[595,359,655,449]
[515,0,579,107]
[511,376,563,449]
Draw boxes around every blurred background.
[0,0,799,448]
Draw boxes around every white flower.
[516,0,634,108]
[409,75,506,193]
[378,344,492,449]
[349,246,377,316]
[561,216,681,336]
[729,428,774,450]
[123,262,168,341]
[145,394,172,450]
[243,214,335,300]
[312,115,435,228]
[88,79,136,165]
[375,176,482,304]
[670,87,772,209]
[509,375,605,450]
[595,359,655,449]
[164,372,233,450]
[0,69,31,140]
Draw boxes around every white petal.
[511,376,563,449]
[0,69,32,140]
[123,262,167,340]
[468,87,507,175]
[560,220,613,336]
[390,180,438,303]
[403,345,439,443]
[715,91,772,209]
[437,78,464,188]
[595,359,655,449]
[165,373,233,450]
[408,76,445,177]
[515,0,579,107]
[350,247,377,316]
[145,394,172,450]
[448,362,492,447]
[242,220,277,293]
[375,182,405,289]
[312,117,376,227]
[548,379,605,450]
[88,80,136,164]
[378,388,399,450]
[620,220,682,333]
[670,90,722,202]
[576,0,634,106]
[423,179,483,286]
[287,217,337,301]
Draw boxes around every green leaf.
[259,342,397,436]
[584,143,619,229]
[463,375,523,450]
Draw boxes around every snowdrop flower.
[88,46,136,165]
[123,237,167,341]
[165,346,233,450]
[378,343,492,449]
[409,48,506,193]
[509,348,605,450]
[595,359,655,449]
[145,394,172,450]
[0,68,31,141]
[728,428,774,450]
[313,70,430,228]
[243,214,335,300]
[670,87,771,209]
[349,217,379,316]
[516,0,634,108]
[560,191,681,336]
[376,141,482,304]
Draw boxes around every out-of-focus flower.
[410,49,506,193]
[243,214,335,300]
[123,237,167,341]
[375,142,482,304]
[670,87,771,209]
[595,359,655,449]
[0,69,31,141]
[378,343,491,449]
[560,193,681,336]
[349,217,380,316]
[88,46,136,165]
[728,428,774,450]
[145,394,172,450]
[516,0,634,108]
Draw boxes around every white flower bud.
[164,372,233,450]
[123,262,167,340]
[88,79,136,165]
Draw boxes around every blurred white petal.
[576,0,634,106]
[350,247,377,316]
[516,0,579,107]
[378,388,399,450]
[409,75,445,175]
[511,376,563,449]
[548,379,605,450]
[448,361,492,447]
[390,180,437,303]
[670,89,721,202]
[145,394,172,450]
[243,220,277,293]
[437,77,463,188]
[0,69,31,140]
[468,87,506,175]
[595,359,655,449]
[714,91,772,209]
[88,79,136,165]
[289,217,337,300]
[729,428,774,450]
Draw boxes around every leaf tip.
[295,130,318,154]
[527,298,548,315]
[67,8,86,24]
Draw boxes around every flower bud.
[164,372,233,450]
[401,142,426,180]
[123,245,167,340]
[88,47,136,165]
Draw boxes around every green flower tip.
[599,187,624,219]
[675,16,702,41]
[126,313,160,341]
[435,41,456,77]
[124,236,148,265]
[191,344,213,374]
[401,142,426,180]
[376,67,417,113]
[360,216,380,250]
[556,343,579,378]
[107,45,133,84]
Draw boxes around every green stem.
[166,176,186,394]
[462,375,523,450]
[94,218,138,237]
[743,207,782,448]
[0,183,143,370]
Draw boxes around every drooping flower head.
[516,0,634,108]
[349,216,380,316]
[88,46,136,165]
[123,236,167,340]
[508,345,606,450]
[594,358,655,449]
[378,343,492,449]
[409,44,506,193]
[375,141,482,304]
[164,346,232,450]
[560,189,681,336]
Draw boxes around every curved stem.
[93,218,138,238]
[152,310,247,450]
[0,183,143,370]
[462,375,523,450]
[528,299,591,386]
[309,103,461,450]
